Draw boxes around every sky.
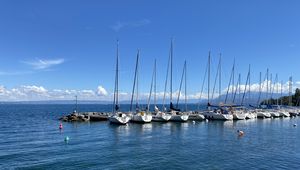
[0,0,300,101]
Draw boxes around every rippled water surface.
[0,104,299,169]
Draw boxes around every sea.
[0,104,299,170]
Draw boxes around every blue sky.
[0,0,300,101]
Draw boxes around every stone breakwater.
[59,112,108,122]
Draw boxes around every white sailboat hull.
[169,114,189,122]
[202,112,233,120]
[246,113,257,119]
[188,113,205,120]
[152,114,171,122]
[278,111,290,117]
[233,113,246,120]
[256,112,271,118]
[270,112,280,118]
[108,114,130,125]
[131,115,152,123]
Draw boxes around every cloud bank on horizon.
[0,80,298,102]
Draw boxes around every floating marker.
[205,119,209,122]
[64,136,70,142]
[192,121,196,124]
[59,123,63,130]
[237,130,244,136]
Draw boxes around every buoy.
[59,123,63,130]
[205,119,209,122]
[237,130,244,136]
[293,124,297,127]
[192,120,196,124]
[64,136,70,142]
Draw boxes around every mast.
[75,95,78,113]
[162,48,171,111]
[208,51,211,106]
[248,65,251,105]
[289,76,292,106]
[225,59,235,104]
[212,54,221,103]
[197,59,208,111]
[276,74,279,105]
[136,50,140,111]
[241,65,250,106]
[176,61,186,108]
[112,40,120,114]
[154,59,157,107]
[130,50,139,112]
[257,72,262,106]
[170,39,173,104]
[219,53,222,104]
[185,61,187,112]
[147,60,156,112]
[266,68,269,105]
[280,80,283,106]
[232,58,235,101]
[238,74,241,104]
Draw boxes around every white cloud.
[22,58,65,70]
[97,86,108,96]
[111,19,151,32]
[0,80,299,102]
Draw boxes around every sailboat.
[129,50,152,123]
[167,40,189,122]
[108,41,131,125]
[256,69,271,118]
[150,59,171,122]
[201,52,233,120]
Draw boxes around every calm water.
[0,104,299,170]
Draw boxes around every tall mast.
[257,72,262,106]
[248,65,251,104]
[130,50,139,112]
[136,50,140,110]
[238,74,241,104]
[162,48,171,110]
[147,60,155,111]
[75,95,78,112]
[266,69,269,105]
[219,53,222,104]
[176,61,186,108]
[112,40,119,113]
[154,59,157,107]
[280,80,283,106]
[170,39,173,103]
[225,59,235,104]
[276,74,279,105]
[208,51,211,106]
[289,76,292,106]
[185,61,187,112]
[232,58,235,101]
